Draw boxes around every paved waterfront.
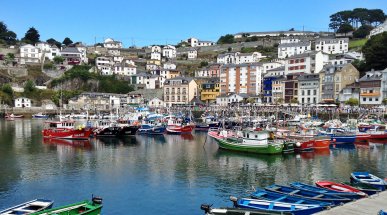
[317,191,387,215]
[0,119,386,214]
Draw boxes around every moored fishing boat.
[32,113,49,119]
[291,182,365,199]
[42,120,93,139]
[93,120,120,137]
[5,114,24,119]
[208,129,283,154]
[350,172,387,191]
[315,181,367,198]
[265,184,352,205]
[230,197,326,215]
[30,196,102,215]
[166,117,195,134]
[0,199,53,215]
[251,187,332,207]
[137,124,166,135]
[319,128,356,143]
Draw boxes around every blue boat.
[200,204,293,215]
[251,187,332,207]
[290,182,364,199]
[137,124,166,135]
[379,210,387,215]
[0,199,53,214]
[265,184,352,205]
[350,172,387,191]
[232,197,326,215]
[319,128,356,143]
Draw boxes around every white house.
[96,56,113,75]
[162,45,176,58]
[146,63,159,71]
[284,51,329,74]
[185,37,215,47]
[262,62,284,74]
[163,62,176,70]
[20,44,40,64]
[75,44,88,64]
[151,45,161,53]
[113,62,136,76]
[14,97,31,108]
[315,38,349,54]
[280,38,301,44]
[60,47,82,65]
[216,93,246,106]
[151,52,161,60]
[369,19,387,38]
[278,41,311,59]
[187,48,197,59]
[217,52,264,64]
[103,38,122,49]
[297,74,320,104]
[135,73,160,89]
[148,97,165,107]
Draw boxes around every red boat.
[166,124,195,134]
[313,136,331,149]
[5,114,24,119]
[42,120,93,139]
[315,181,367,197]
[294,139,314,152]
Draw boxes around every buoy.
[333,139,336,142]
[295,142,301,147]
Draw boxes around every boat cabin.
[45,121,76,129]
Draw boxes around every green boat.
[31,197,102,215]
[208,129,283,154]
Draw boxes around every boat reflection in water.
[181,133,194,140]
[314,147,331,156]
[95,136,139,147]
[43,138,93,150]
[330,143,356,150]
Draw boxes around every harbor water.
[0,119,386,214]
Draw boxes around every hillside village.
[1,10,387,112]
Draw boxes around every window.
[369,98,372,101]
[363,98,366,102]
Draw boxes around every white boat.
[0,199,53,215]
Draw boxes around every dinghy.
[265,184,352,205]
[290,182,365,199]
[350,172,387,191]
[0,199,53,215]
[315,181,367,198]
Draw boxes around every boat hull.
[166,125,195,134]
[210,135,283,154]
[138,126,166,135]
[350,172,387,191]
[43,128,93,140]
[118,125,139,136]
[94,127,120,137]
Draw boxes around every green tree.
[362,32,387,70]
[200,61,208,68]
[46,38,61,48]
[53,56,64,64]
[217,34,235,44]
[369,9,386,26]
[290,98,298,104]
[337,23,354,34]
[4,53,15,65]
[0,21,17,44]
[22,27,40,44]
[2,83,13,96]
[24,80,36,95]
[353,25,374,38]
[345,98,359,106]
[62,37,73,46]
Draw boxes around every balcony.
[360,92,380,97]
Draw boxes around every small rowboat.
[0,199,53,215]
[266,184,352,205]
[341,182,381,195]
[350,172,387,191]
[200,204,292,215]
[231,197,326,215]
[30,196,102,215]
[251,187,332,207]
[315,181,367,198]
[291,182,364,199]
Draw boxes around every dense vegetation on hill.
[50,65,134,94]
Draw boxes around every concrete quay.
[317,190,387,215]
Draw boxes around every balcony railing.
[360,92,380,97]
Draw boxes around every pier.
[317,191,387,215]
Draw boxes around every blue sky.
[1,0,386,47]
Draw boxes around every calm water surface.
[0,119,386,214]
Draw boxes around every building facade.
[298,74,320,104]
[315,38,349,54]
[163,77,197,106]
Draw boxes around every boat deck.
[316,190,387,215]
